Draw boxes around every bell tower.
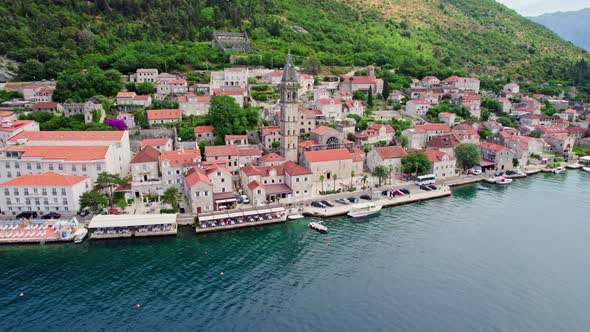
[279,52,300,162]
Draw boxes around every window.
[13,188,18,195]
[43,198,48,205]
[6,162,10,169]
[7,172,11,178]
[26,163,31,170]
[52,188,57,196]
[35,198,40,205]
[6,198,11,205]
[62,198,68,205]
[15,163,19,169]
[97,164,102,171]
[71,165,76,172]
[24,188,29,196]
[61,188,66,195]
[82,165,87,172]
[25,198,30,205]
[4,188,8,195]
[49,164,54,171]
[58,164,64,171]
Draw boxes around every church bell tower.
[279,52,300,162]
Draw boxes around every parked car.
[381,190,390,196]
[420,184,432,191]
[360,194,372,200]
[392,189,404,196]
[311,201,326,208]
[240,195,250,204]
[505,170,516,175]
[335,198,349,205]
[107,208,119,215]
[427,184,437,190]
[400,188,411,195]
[321,200,334,207]
[236,195,243,204]
[41,212,61,219]
[16,211,38,219]
[347,197,360,203]
[495,171,504,177]
[79,207,91,217]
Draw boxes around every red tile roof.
[9,130,124,142]
[0,172,88,187]
[423,148,455,162]
[147,109,182,121]
[298,140,318,148]
[0,120,36,133]
[32,102,60,109]
[409,99,430,105]
[160,149,201,165]
[185,168,212,187]
[238,147,262,156]
[194,125,214,134]
[259,153,285,163]
[117,91,136,98]
[426,134,460,149]
[415,123,451,133]
[2,145,109,161]
[283,161,312,176]
[131,146,160,164]
[310,126,335,135]
[261,126,280,135]
[248,180,262,190]
[213,88,245,96]
[304,148,352,163]
[318,98,341,105]
[375,146,408,159]
[480,142,506,153]
[205,145,238,157]
[225,134,247,140]
[0,111,15,117]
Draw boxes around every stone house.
[366,146,408,174]
[146,109,182,126]
[405,99,430,117]
[423,149,457,178]
[480,142,515,171]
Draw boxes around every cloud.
[496,0,590,16]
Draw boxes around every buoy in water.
[136,304,141,309]
[19,292,24,298]
[220,272,224,276]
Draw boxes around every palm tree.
[362,174,368,189]
[387,165,394,185]
[319,174,325,193]
[333,174,338,191]
[350,170,355,188]
[372,165,389,187]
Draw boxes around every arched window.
[326,137,339,150]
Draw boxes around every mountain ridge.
[528,8,590,52]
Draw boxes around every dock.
[304,186,452,218]
[0,218,80,245]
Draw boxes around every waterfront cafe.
[197,204,287,231]
[88,214,177,239]
[0,218,80,244]
[580,156,590,166]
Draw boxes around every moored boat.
[582,167,590,173]
[288,214,305,220]
[552,168,566,174]
[309,222,327,233]
[495,177,513,185]
[73,228,88,244]
[347,202,382,218]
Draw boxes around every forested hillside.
[0,0,589,89]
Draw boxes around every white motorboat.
[347,202,382,218]
[288,214,305,220]
[309,222,327,233]
[552,168,566,174]
[495,177,513,185]
[582,167,590,173]
[73,228,88,244]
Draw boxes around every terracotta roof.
[160,149,201,165]
[480,142,506,153]
[185,168,212,187]
[241,164,285,177]
[140,138,171,147]
[0,111,15,117]
[318,98,342,105]
[344,100,364,108]
[8,130,124,142]
[283,161,312,176]
[117,112,134,119]
[131,146,160,164]
[259,153,285,163]
[298,140,318,148]
[344,76,376,84]
[248,180,262,190]
[409,99,430,105]
[117,91,136,98]
[375,146,408,159]
[427,134,460,149]
[261,126,280,135]
[452,129,479,138]
[304,148,352,163]
[147,109,182,121]
[32,102,60,109]
[415,123,451,133]
[225,134,247,140]
[369,123,395,134]
[133,95,150,100]
[438,112,455,118]
[0,120,36,133]
[213,88,245,96]
[310,126,335,135]
[205,145,238,157]
[423,148,455,162]
[238,147,262,156]
[194,125,214,134]
[2,145,109,161]
[0,172,88,187]
[167,79,187,84]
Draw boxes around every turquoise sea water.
[1,171,590,332]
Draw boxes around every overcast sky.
[496,0,590,16]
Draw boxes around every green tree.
[162,187,181,212]
[271,141,281,149]
[479,128,493,139]
[94,172,125,208]
[116,199,128,211]
[136,82,156,95]
[79,190,109,213]
[401,153,432,175]
[302,56,321,75]
[367,86,374,107]
[332,174,338,191]
[382,77,391,100]
[455,143,482,169]
[397,135,409,148]
[209,96,259,144]
[18,59,45,80]
[350,170,355,188]
[53,67,122,102]
[319,174,325,192]
[372,165,389,187]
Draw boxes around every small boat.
[582,167,590,173]
[552,168,566,174]
[495,177,513,185]
[288,214,305,220]
[309,222,327,233]
[477,185,490,190]
[73,228,88,244]
[347,202,382,218]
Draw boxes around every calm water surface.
[1,171,589,332]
